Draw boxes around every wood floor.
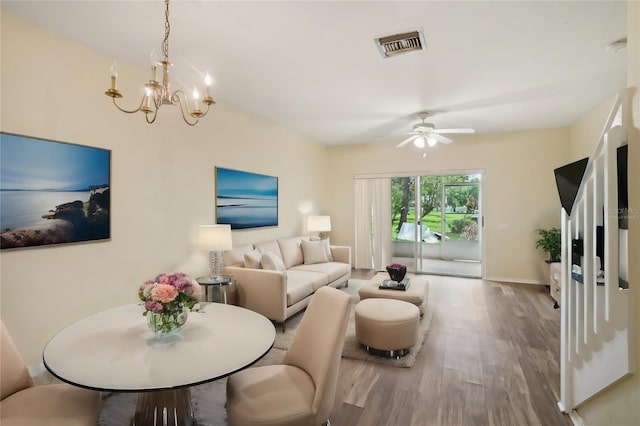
[323,269,571,426]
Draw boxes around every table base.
[133,388,194,426]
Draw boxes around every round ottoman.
[355,298,420,358]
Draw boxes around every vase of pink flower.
[138,272,200,336]
[386,263,407,282]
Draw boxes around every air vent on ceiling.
[375,30,425,58]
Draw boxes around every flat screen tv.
[617,144,628,229]
[554,157,589,216]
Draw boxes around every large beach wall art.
[215,167,278,229]
[0,133,111,249]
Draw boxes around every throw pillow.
[308,237,333,261]
[302,239,330,265]
[260,251,286,271]
[323,238,334,262]
[244,249,262,269]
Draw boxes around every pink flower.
[139,272,199,316]
[174,276,194,295]
[145,300,164,313]
[157,273,171,285]
[152,284,178,303]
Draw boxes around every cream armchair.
[226,286,351,426]
[1,321,101,426]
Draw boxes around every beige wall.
[326,127,571,284]
[573,1,640,425]
[0,12,329,365]
[570,96,618,160]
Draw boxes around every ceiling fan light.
[413,136,425,148]
[426,135,437,147]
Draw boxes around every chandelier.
[104,0,215,126]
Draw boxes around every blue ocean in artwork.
[1,190,92,230]
[216,168,278,229]
[0,133,110,248]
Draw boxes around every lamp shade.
[307,215,331,232]
[198,225,232,251]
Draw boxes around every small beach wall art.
[0,133,111,249]
[215,167,278,229]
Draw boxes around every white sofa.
[222,236,351,330]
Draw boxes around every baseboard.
[569,410,586,426]
[558,401,586,426]
[483,276,545,285]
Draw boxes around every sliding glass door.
[391,173,482,278]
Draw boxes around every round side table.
[196,275,237,305]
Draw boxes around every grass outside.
[392,211,474,241]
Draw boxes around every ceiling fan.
[396,112,475,149]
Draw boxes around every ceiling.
[1,1,628,146]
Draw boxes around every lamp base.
[209,251,225,277]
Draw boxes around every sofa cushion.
[224,244,255,267]
[277,237,304,269]
[301,240,329,265]
[261,251,286,271]
[286,271,328,299]
[289,262,350,283]
[255,240,283,259]
[243,249,262,269]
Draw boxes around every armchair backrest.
[283,286,351,422]
[1,320,34,400]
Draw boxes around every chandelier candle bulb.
[110,62,118,90]
[193,86,200,111]
[142,89,152,111]
[150,49,158,81]
[205,72,212,97]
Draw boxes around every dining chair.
[0,320,101,426]
[226,286,351,426]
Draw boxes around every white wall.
[326,127,571,284]
[0,12,329,365]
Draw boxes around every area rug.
[96,350,284,426]
[273,278,433,368]
[97,382,229,425]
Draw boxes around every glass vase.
[147,308,188,336]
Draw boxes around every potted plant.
[535,227,561,263]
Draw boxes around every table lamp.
[198,224,232,278]
[307,215,331,239]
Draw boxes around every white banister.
[558,89,633,412]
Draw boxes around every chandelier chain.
[162,0,170,61]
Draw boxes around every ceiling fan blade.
[397,135,419,147]
[432,128,475,134]
[430,133,453,144]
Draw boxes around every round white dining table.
[43,302,275,425]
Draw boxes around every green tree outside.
[391,174,480,242]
